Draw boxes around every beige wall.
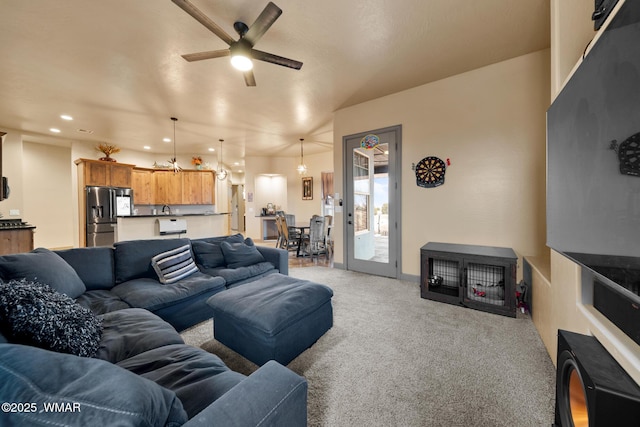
[333,49,550,277]
[243,151,333,240]
[22,142,75,249]
[541,0,640,384]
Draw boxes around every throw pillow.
[221,238,266,268]
[0,248,86,298]
[151,244,199,285]
[0,279,103,357]
[191,234,246,268]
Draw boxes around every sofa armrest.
[257,246,289,275]
[184,360,307,427]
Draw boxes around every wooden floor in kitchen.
[254,239,333,269]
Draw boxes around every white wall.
[333,49,550,277]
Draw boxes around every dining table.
[293,222,310,257]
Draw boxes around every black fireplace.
[554,330,640,426]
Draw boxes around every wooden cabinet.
[131,169,154,205]
[420,242,517,317]
[152,170,215,205]
[181,170,215,204]
[0,229,34,255]
[154,171,183,205]
[75,159,134,188]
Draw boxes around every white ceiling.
[0,0,550,169]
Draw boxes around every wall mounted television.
[547,0,640,345]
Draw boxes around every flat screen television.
[547,0,640,344]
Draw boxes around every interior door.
[344,125,401,278]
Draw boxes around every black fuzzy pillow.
[0,279,103,357]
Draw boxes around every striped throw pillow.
[151,244,199,285]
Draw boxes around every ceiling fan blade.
[251,49,303,70]
[182,49,230,62]
[244,2,282,46]
[172,0,235,46]
[243,70,257,87]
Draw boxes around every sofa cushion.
[152,244,199,285]
[0,248,86,298]
[75,290,131,315]
[191,234,245,269]
[117,343,246,419]
[111,272,226,312]
[221,238,266,268]
[96,308,184,364]
[200,262,277,286]
[0,343,188,426]
[0,279,102,358]
[114,238,191,284]
[55,246,115,291]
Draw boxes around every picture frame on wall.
[302,177,313,200]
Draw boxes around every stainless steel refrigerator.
[86,186,133,247]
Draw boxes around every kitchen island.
[116,213,230,242]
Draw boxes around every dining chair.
[302,215,326,259]
[324,215,333,257]
[274,214,284,249]
[280,215,300,253]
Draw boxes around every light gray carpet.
[181,267,556,426]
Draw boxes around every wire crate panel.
[466,262,505,306]
[431,258,460,289]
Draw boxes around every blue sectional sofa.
[0,235,309,427]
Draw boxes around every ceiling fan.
[172,0,303,86]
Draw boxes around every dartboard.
[617,132,640,176]
[415,156,446,188]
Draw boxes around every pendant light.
[217,139,228,181]
[297,138,307,175]
[168,117,182,173]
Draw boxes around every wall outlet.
[9,209,20,216]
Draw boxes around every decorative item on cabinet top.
[96,144,120,162]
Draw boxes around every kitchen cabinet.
[420,242,517,317]
[153,170,215,205]
[0,229,34,255]
[181,171,215,204]
[154,171,183,205]
[75,159,134,188]
[131,168,154,205]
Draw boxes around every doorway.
[231,184,245,232]
[344,125,401,278]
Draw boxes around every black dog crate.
[420,242,517,317]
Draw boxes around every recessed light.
[234,162,239,166]
[60,114,73,121]
[143,146,151,150]
[163,138,171,143]
[49,128,61,133]
[208,148,215,152]
[238,170,243,173]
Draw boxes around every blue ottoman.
[206,273,333,366]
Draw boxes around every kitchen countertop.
[119,212,229,218]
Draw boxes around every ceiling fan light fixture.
[230,54,253,71]
[230,41,253,71]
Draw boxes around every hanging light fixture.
[217,139,228,181]
[297,138,307,175]
[168,117,182,173]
